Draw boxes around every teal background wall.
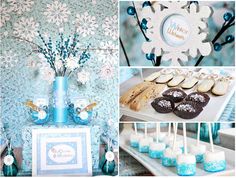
[0,0,118,147]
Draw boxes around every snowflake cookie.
[141,2,213,66]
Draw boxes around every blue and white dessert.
[204,151,226,172]
[177,154,196,176]
[130,134,143,148]
[162,147,182,167]
[73,110,92,125]
[189,144,206,163]
[149,142,166,159]
[163,134,174,147]
[138,137,153,153]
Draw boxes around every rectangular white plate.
[120,133,235,176]
[120,69,235,122]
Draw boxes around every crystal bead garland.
[53,76,68,124]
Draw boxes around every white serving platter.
[120,69,235,122]
[120,132,235,176]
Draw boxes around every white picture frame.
[32,128,92,176]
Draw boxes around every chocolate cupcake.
[174,101,203,119]
[185,92,210,107]
[151,97,175,113]
[162,88,187,103]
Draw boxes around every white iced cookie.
[212,80,229,96]
[144,72,161,82]
[197,79,215,93]
[168,75,185,87]
[181,77,198,89]
[156,74,173,84]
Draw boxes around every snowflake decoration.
[44,0,71,26]
[7,0,34,15]
[0,2,12,28]
[0,50,18,69]
[13,17,39,41]
[100,63,115,80]
[141,2,213,66]
[102,15,118,40]
[75,12,98,37]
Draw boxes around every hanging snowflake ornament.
[141,2,213,66]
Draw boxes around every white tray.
[120,132,235,176]
[120,69,235,122]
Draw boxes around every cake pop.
[130,123,143,148]
[177,123,196,176]
[139,123,153,153]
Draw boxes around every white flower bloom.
[54,56,63,71]
[65,57,79,70]
[75,12,98,37]
[77,70,90,84]
[13,17,39,41]
[0,50,18,68]
[0,2,12,28]
[102,15,118,40]
[7,0,34,15]
[44,0,71,26]
[100,63,115,80]
[40,66,55,84]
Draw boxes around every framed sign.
[32,128,92,176]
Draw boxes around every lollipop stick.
[156,123,159,143]
[208,123,214,152]
[183,123,187,154]
[145,123,147,138]
[173,122,178,150]
[168,122,171,136]
[134,123,137,135]
[197,123,201,146]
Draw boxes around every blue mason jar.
[53,77,68,124]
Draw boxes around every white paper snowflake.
[0,2,12,28]
[141,2,213,66]
[44,0,71,26]
[75,12,98,37]
[102,15,118,40]
[7,0,34,15]
[0,50,18,68]
[13,17,39,41]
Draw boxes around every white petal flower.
[54,57,63,71]
[40,66,55,84]
[65,57,79,70]
[13,17,39,41]
[77,70,90,84]
[102,15,118,40]
[100,63,115,80]
[75,12,98,37]
[0,2,12,28]
[44,0,71,26]
[7,0,34,15]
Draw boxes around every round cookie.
[162,88,187,103]
[185,92,210,107]
[174,101,203,119]
[151,97,175,113]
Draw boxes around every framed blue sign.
[32,128,92,176]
